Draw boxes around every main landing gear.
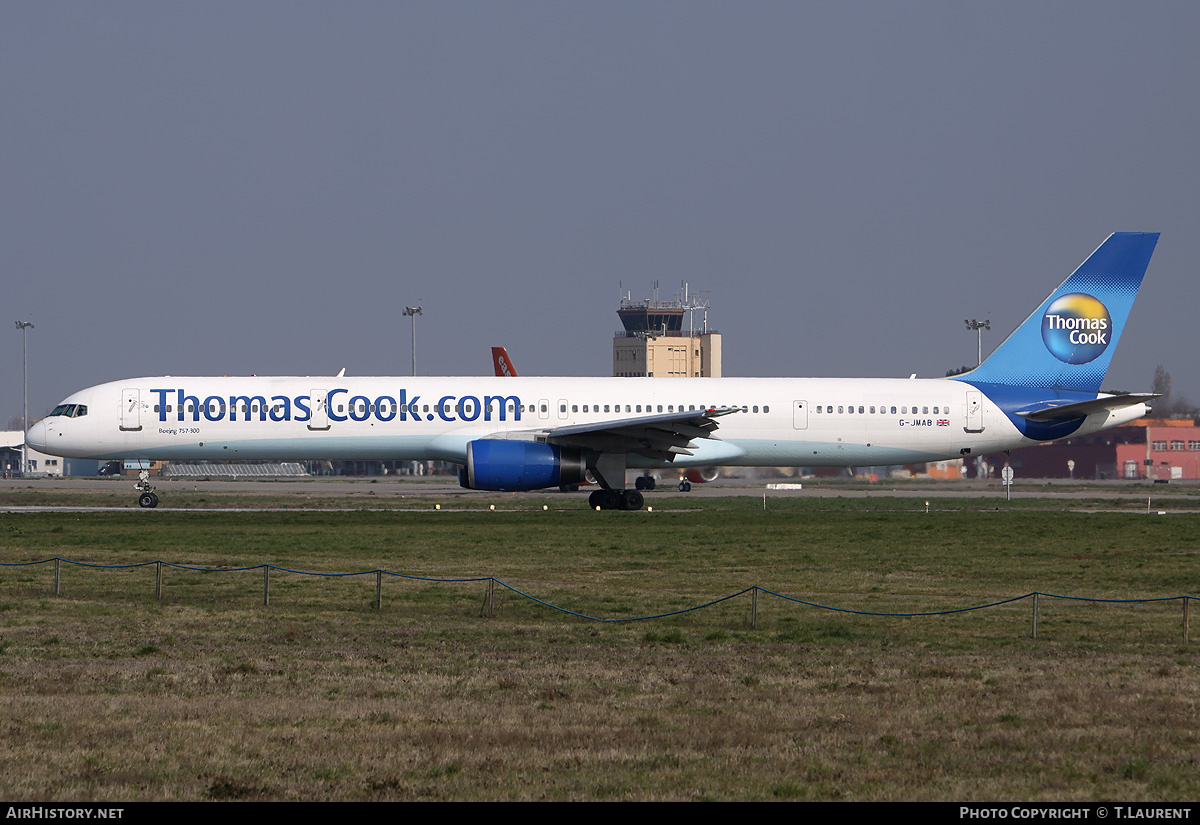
[588,488,645,511]
[135,470,159,508]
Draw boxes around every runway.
[2,473,1198,508]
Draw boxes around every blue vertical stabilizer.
[953,233,1159,393]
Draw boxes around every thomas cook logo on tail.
[1040,293,1112,364]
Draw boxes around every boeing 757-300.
[26,233,1161,510]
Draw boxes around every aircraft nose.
[25,419,50,452]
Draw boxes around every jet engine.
[683,467,720,484]
[460,439,587,491]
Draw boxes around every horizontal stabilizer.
[1015,393,1158,421]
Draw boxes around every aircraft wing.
[542,407,739,461]
[1015,393,1159,421]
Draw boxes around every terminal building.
[612,287,722,378]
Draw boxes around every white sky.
[4,2,1198,419]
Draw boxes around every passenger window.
[763,405,769,413]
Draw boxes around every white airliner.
[27,233,1160,510]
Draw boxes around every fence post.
[1185,597,1191,644]
[480,578,494,618]
[155,562,163,602]
[375,571,382,610]
[750,586,758,629]
[1031,593,1039,639]
[263,566,270,606]
[53,558,60,596]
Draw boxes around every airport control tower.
[613,284,722,377]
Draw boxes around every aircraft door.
[965,391,984,432]
[120,388,141,431]
[538,399,550,420]
[792,400,808,430]
[557,399,569,420]
[308,389,330,431]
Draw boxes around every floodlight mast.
[403,306,423,376]
[15,320,34,475]
[965,318,990,366]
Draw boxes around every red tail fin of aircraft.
[492,347,518,377]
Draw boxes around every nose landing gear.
[135,470,159,508]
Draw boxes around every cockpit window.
[48,404,87,418]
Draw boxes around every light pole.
[965,318,990,366]
[403,307,423,376]
[15,321,34,475]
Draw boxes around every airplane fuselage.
[29,375,1147,469]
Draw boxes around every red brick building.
[979,418,1200,480]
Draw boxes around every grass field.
[1,489,1197,801]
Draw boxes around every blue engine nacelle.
[460,439,587,491]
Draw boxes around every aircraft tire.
[678,480,692,492]
[620,489,644,511]
[138,492,158,508]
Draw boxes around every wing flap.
[545,407,738,461]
